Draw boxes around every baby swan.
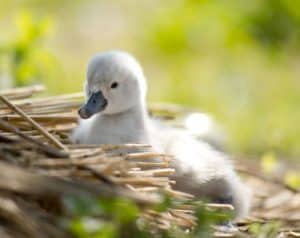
[72,51,150,145]
[72,51,251,220]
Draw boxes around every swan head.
[79,51,147,118]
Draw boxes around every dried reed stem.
[0,95,68,151]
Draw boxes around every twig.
[0,197,42,238]
[0,161,159,207]
[0,85,45,100]
[78,164,116,185]
[0,119,68,158]
[236,164,299,193]
[1,115,77,123]
[0,95,68,151]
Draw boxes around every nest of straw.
[0,85,299,238]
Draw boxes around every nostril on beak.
[78,107,89,119]
[78,107,83,116]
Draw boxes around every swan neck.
[98,101,149,123]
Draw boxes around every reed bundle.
[0,85,299,237]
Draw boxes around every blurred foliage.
[260,152,279,174]
[0,0,299,157]
[260,151,300,190]
[64,193,231,238]
[142,0,300,158]
[248,222,281,238]
[66,195,142,238]
[284,171,300,190]
[0,11,56,86]
[246,0,300,47]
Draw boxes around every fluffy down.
[72,50,251,220]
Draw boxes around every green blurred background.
[0,0,300,158]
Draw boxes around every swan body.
[72,51,251,220]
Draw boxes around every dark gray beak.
[78,91,108,119]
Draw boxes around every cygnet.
[72,51,251,220]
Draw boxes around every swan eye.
[111,82,118,89]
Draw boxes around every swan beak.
[78,91,108,119]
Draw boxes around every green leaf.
[260,152,278,174]
[284,171,300,190]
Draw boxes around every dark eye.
[111,82,118,89]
